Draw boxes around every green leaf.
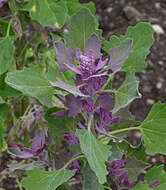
[131,183,149,190]
[64,8,96,50]
[65,0,95,16]
[0,74,21,100]
[124,157,149,182]
[76,129,111,183]
[0,37,15,75]
[0,104,8,152]
[5,65,54,107]
[45,107,78,136]
[82,162,104,190]
[22,168,76,190]
[113,72,141,113]
[103,22,154,72]
[140,102,166,155]
[118,141,147,162]
[24,0,67,28]
[144,165,166,190]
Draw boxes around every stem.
[110,126,141,135]
[16,178,23,190]
[103,186,113,190]
[88,115,93,132]
[6,18,12,37]
[62,155,85,170]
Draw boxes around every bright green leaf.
[24,0,67,28]
[76,129,111,183]
[131,183,149,190]
[5,65,54,107]
[22,168,76,190]
[0,37,15,75]
[103,22,154,72]
[64,8,96,50]
[82,162,104,190]
[140,102,166,155]
[145,165,166,190]
[65,0,95,16]
[113,72,141,113]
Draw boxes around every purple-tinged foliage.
[64,131,79,147]
[107,153,134,189]
[8,131,48,164]
[149,180,160,188]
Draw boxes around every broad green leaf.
[131,183,149,190]
[82,162,104,190]
[24,0,67,28]
[0,37,15,75]
[140,102,166,155]
[64,8,96,50]
[113,72,141,113]
[0,73,21,100]
[76,129,111,183]
[45,107,78,137]
[65,0,95,16]
[103,22,154,72]
[22,168,76,190]
[5,65,54,107]
[124,157,149,182]
[145,165,166,190]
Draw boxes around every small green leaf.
[76,129,111,183]
[118,141,147,162]
[144,165,166,190]
[82,162,104,190]
[140,102,166,155]
[0,37,15,75]
[64,8,96,50]
[45,108,78,137]
[66,0,95,16]
[5,65,54,107]
[103,22,154,72]
[0,73,21,100]
[22,168,76,190]
[124,157,149,182]
[131,183,149,190]
[24,0,67,28]
[113,72,141,113]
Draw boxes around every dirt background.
[1,0,166,189]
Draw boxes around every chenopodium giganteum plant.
[0,0,166,190]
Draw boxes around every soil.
[1,0,166,189]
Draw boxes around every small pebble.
[155,2,161,9]
[158,61,164,65]
[152,24,164,35]
[123,6,141,20]
[156,82,162,89]
[146,99,155,105]
[106,7,113,13]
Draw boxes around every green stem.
[62,155,85,170]
[6,18,12,37]
[88,115,93,132]
[16,178,23,190]
[103,186,113,190]
[110,126,141,135]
